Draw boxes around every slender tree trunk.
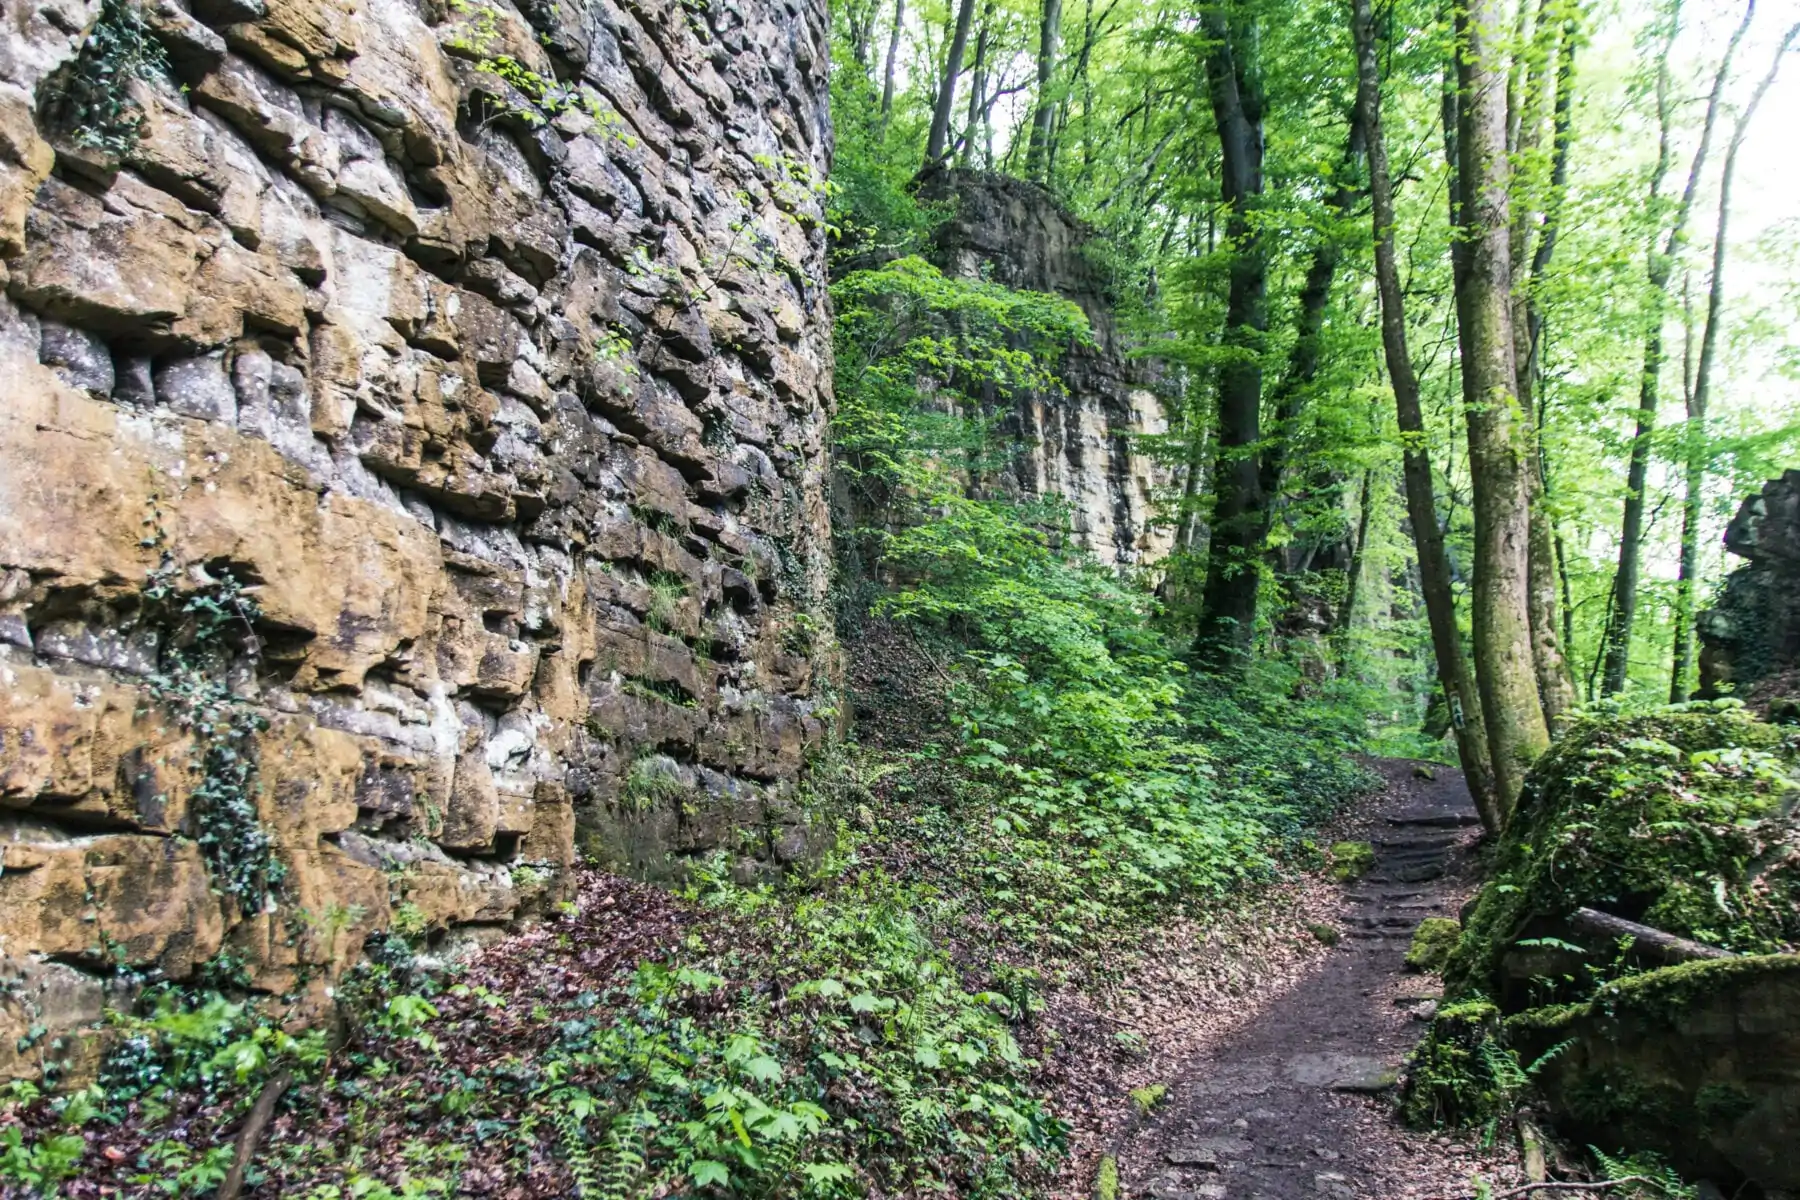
[1670,277,1702,703]
[1599,0,1751,696]
[925,0,978,166]
[1026,0,1064,182]
[1671,20,1800,697]
[1353,0,1500,831]
[1335,467,1376,642]
[879,0,906,129]
[1195,3,1269,666]
[959,8,992,167]
[1263,119,1365,582]
[1454,0,1548,817]
[1173,392,1212,554]
[1510,3,1578,730]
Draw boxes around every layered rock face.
[1701,469,1800,701]
[920,169,1173,567]
[0,0,836,1076]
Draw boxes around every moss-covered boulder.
[1444,702,1800,1008]
[1403,704,1800,1190]
[1328,840,1375,882]
[1405,918,1461,973]
[1508,956,1800,1191]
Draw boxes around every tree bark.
[1454,0,1549,817]
[879,0,906,129]
[1511,3,1578,730]
[958,6,993,167]
[1335,467,1376,642]
[1263,118,1365,587]
[1195,2,1269,666]
[1670,276,1701,702]
[1025,0,1064,182]
[924,0,978,166]
[1353,0,1501,831]
[1599,0,1751,697]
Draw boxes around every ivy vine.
[46,0,171,158]
[139,499,283,916]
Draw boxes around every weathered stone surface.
[0,0,837,1076]
[1511,956,1800,1193]
[1700,469,1800,703]
[917,168,1172,566]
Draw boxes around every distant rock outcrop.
[918,168,1173,567]
[1701,469,1800,702]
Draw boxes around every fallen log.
[1568,908,1735,965]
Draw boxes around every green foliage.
[831,254,1092,495]
[139,539,283,916]
[621,755,689,813]
[47,0,170,157]
[98,988,329,1118]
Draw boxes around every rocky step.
[1373,834,1464,850]
[1385,810,1482,828]
[1367,863,1449,883]
[1345,913,1427,930]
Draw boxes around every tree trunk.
[1353,0,1501,831]
[1194,3,1269,666]
[879,0,906,129]
[1454,0,1549,817]
[1335,467,1376,643]
[1263,119,1364,592]
[1511,4,1578,730]
[1025,0,1064,182]
[1670,277,1701,702]
[959,7,992,167]
[924,0,978,166]
[1599,0,1751,697]
[1672,20,1800,698]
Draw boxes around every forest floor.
[1048,760,1528,1200]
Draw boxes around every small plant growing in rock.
[139,497,283,917]
[621,755,689,813]
[47,0,171,158]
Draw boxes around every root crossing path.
[1117,759,1490,1200]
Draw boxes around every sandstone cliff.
[0,0,836,1078]
[920,169,1173,567]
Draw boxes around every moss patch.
[1405,918,1462,973]
[1443,702,1800,1003]
[1328,840,1375,882]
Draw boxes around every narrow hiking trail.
[1110,760,1519,1200]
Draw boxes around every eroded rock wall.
[1701,468,1800,703]
[0,0,836,1076]
[920,169,1173,567]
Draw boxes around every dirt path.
[1112,759,1505,1200]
